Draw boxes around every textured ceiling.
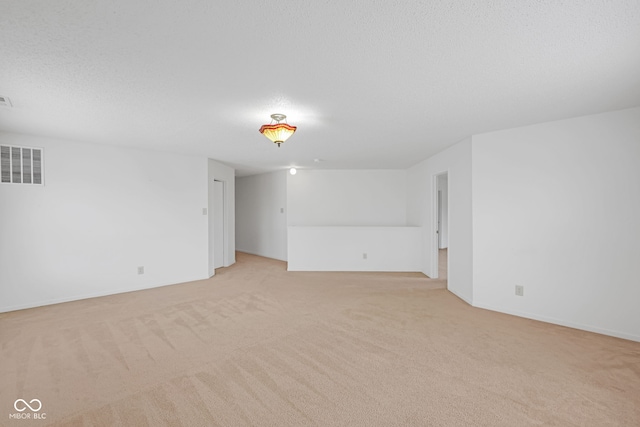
[1,0,639,175]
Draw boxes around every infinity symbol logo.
[14,399,42,412]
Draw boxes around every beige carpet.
[1,252,639,426]
[439,248,447,280]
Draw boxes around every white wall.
[407,138,473,303]
[285,169,414,271]
[287,170,407,226]
[236,171,287,261]
[0,132,209,312]
[472,107,640,341]
[288,226,421,271]
[208,159,236,276]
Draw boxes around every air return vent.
[1,145,44,185]
[0,96,12,108]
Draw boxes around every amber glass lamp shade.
[259,114,296,147]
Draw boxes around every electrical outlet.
[515,285,524,296]
[363,253,367,260]
[280,208,284,213]
[202,208,207,215]
[138,266,144,275]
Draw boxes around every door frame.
[213,179,226,270]
[209,177,229,277]
[431,171,448,279]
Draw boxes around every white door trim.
[431,171,448,279]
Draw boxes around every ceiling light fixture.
[259,114,296,147]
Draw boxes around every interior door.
[437,190,442,248]
[213,180,225,269]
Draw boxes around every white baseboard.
[472,301,640,343]
[236,249,287,262]
[0,275,208,314]
[448,288,473,305]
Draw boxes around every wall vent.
[0,96,12,108]
[1,145,44,185]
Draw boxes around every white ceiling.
[1,1,639,176]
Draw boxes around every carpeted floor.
[1,252,639,426]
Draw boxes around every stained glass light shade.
[259,114,296,147]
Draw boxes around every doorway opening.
[213,179,225,271]
[432,172,448,280]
